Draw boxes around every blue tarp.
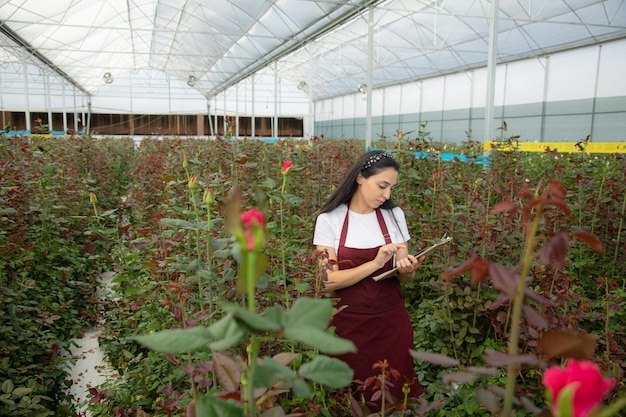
[372,148,492,165]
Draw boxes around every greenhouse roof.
[1,0,625,101]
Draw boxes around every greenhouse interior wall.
[314,39,626,144]
[1,40,625,144]
[0,69,308,138]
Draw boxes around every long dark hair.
[317,150,401,215]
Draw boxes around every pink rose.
[281,160,293,175]
[543,359,616,417]
[241,208,264,250]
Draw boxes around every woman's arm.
[317,243,404,291]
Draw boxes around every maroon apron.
[329,208,423,411]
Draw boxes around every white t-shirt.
[313,204,410,251]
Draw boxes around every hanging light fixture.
[103,72,113,84]
[357,83,367,94]
[297,81,307,90]
[187,75,197,87]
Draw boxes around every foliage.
[1,132,625,416]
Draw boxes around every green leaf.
[159,218,195,229]
[285,326,355,354]
[256,357,297,386]
[298,355,353,388]
[284,298,333,330]
[196,395,245,417]
[207,314,245,351]
[129,327,211,353]
[222,303,281,332]
[11,387,32,398]
[291,379,314,399]
[1,380,14,394]
[0,394,15,406]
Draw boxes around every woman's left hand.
[396,254,423,274]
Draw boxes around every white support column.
[86,98,91,134]
[540,56,550,141]
[235,83,240,140]
[308,53,314,144]
[0,68,4,129]
[24,62,31,133]
[46,72,53,132]
[483,0,500,143]
[590,44,602,141]
[62,82,68,133]
[274,62,279,139]
[207,101,214,137]
[251,75,256,140]
[365,5,374,149]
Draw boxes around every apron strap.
[376,208,392,244]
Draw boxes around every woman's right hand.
[373,243,404,268]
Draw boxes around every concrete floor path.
[65,271,118,416]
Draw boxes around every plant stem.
[501,204,542,417]
[605,276,610,361]
[279,191,289,308]
[590,167,606,234]
[205,204,214,318]
[614,190,626,289]
[245,251,258,417]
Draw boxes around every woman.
[313,150,424,412]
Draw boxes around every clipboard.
[372,233,453,281]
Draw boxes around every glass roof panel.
[0,0,624,105]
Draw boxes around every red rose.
[543,359,616,417]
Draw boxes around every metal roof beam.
[0,20,91,96]
[205,0,385,98]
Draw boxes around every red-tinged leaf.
[489,263,518,300]
[518,187,535,198]
[572,230,604,254]
[348,391,364,417]
[490,200,518,215]
[547,180,567,200]
[482,349,539,367]
[538,232,569,271]
[466,366,499,376]
[522,304,548,329]
[544,198,571,216]
[260,406,287,417]
[213,351,243,392]
[272,352,299,366]
[476,386,501,413]
[523,287,555,307]
[409,350,460,367]
[441,256,490,284]
[225,187,242,235]
[520,396,544,415]
[538,330,598,360]
[442,371,476,384]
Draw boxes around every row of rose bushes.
[1,133,625,416]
